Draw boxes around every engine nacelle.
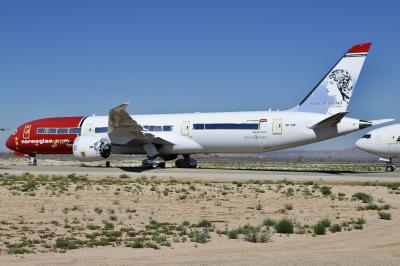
[73,136,112,161]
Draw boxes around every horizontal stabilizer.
[369,118,395,126]
[308,112,348,129]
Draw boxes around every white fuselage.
[80,110,362,156]
[356,123,400,158]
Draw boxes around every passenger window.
[57,128,68,134]
[69,128,81,134]
[94,127,108,133]
[46,128,57,134]
[163,125,173,131]
[37,128,45,134]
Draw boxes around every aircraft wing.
[108,103,173,146]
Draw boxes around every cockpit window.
[361,134,371,139]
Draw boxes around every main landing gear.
[175,155,197,168]
[142,157,166,168]
[141,143,166,168]
[385,158,396,172]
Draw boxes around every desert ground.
[0,156,400,265]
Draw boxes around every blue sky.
[1,0,399,151]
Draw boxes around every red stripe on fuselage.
[13,117,84,155]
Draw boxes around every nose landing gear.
[28,154,37,166]
[384,158,395,172]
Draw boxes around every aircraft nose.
[5,135,15,151]
[355,138,367,151]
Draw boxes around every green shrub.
[378,211,391,220]
[354,224,363,230]
[355,217,365,225]
[191,229,210,243]
[313,223,326,235]
[227,229,239,239]
[262,218,277,227]
[352,192,373,203]
[329,224,342,233]
[197,219,212,228]
[55,237,82,250]
[284,203,293,210]
[320,218,331,228]
[144,242,159,249]
[127,240,144,248]
[103,220,114,230]
[320,186,332,196]
[274,219,294,234]
[242,225,272,243]
[7,244,30,254]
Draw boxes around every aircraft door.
[258,119,268,148]
[181,121,191,137]
[259,119,267,131]
[272,119,282,135]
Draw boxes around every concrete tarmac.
[1,165,400,183]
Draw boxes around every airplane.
[5,42,392,168]
[356,124,400,172]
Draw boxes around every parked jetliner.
[356,124,400,172]
[5,42,392,168]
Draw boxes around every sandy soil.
[0,172,399,265]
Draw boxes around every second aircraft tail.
[294,42,371,115]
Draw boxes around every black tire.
[106,161,110,168]
[160,162,166,168]
[386,165,395,172]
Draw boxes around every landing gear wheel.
[106,161,110,168]
[385,165,395,172]
[175,158,197,168]
[142,158,166,169]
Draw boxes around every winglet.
[110,103,129,113]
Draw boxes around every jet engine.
[73,136,112,161]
